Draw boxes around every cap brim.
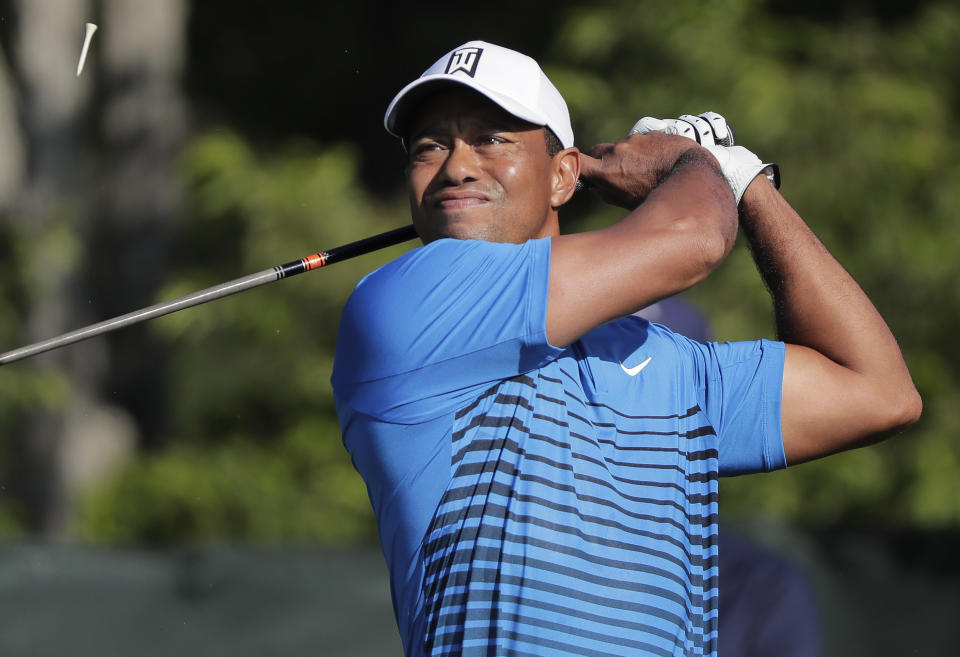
[384,74,550,140]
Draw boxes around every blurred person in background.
[637,298,822,657]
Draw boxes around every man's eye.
[411,142,443,158]
[477,135,505,146]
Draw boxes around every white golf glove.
[630,111,779,204]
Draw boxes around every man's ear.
[550,147,581,209]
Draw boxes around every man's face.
[405,87,558,244]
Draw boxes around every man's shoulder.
[332,236,558,417]
[348,238,524,298]
[344,237,551,324]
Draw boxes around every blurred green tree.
[79,131,412,544]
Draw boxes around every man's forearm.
[739,177,921,458]
[739,179,890,366]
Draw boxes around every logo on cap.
[445,47,483,77]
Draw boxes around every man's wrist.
[741,171,777,203]
[738,171,783,228]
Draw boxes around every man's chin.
[421,211,500,242]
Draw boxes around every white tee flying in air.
[77,23,98,77]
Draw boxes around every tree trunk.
[0,43,25,209]
[6,0,186,537]
[10,0,100,537]
[93,0,187,451]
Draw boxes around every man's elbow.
[828,386,922,459]
[680,211,737,279]
[705,222,734,267]
[871,383,922,437]
[890,385,923,430]
[705,197,738,268]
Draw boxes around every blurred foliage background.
[0,0,958,546]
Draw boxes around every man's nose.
[439,140,481,185]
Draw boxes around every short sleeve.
[331,237,563,423]
[690,338,787,475]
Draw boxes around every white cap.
[384,41,574,149]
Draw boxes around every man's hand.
[630,113,734,146]
[577,132,708,209]
[631,112,779,205]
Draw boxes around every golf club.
[0,224,419,366]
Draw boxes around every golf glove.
[630,112,779,204]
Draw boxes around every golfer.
[331,41,920,657]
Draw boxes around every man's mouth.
[430,191,489,210]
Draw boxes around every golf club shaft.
[0,224,419,366]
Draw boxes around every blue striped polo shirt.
[332,237,786,657]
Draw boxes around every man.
[331,41,920,657]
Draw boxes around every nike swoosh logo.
[620,356,652,377]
